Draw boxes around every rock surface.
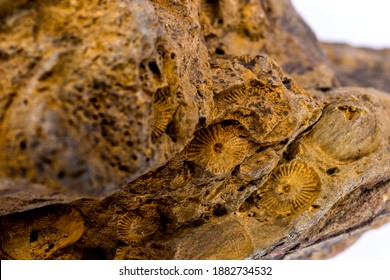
[0,0,389,260]
[323,43,390,93]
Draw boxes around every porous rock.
[0,0,389,260]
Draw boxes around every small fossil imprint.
[214,81,292,143]
[186,124,249,174]
[151,87,176,141]
[257,161,321,216]
[214,83,284,108]
[170,164,192,189]
[235,55,254,65]
[214,85,248,105]
[117,211,160,244]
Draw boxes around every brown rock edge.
[0,0,389,260]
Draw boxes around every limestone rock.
[0,0,200,202]
[323,43,390,93]
[199,0,336,89]
[1,204,85,259]
[0,0,389,260]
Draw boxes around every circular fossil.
[257,161,321,216]
[186,124,249,174]
[217,83,293,143]
[151,87,176,141]
[307,100,380,162]
[214,85,248,106]
[1,205,85,259]
[117,211,160,244]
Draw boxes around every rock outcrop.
[0,0,389,260]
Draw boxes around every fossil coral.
[257,161,321,215]
[0,205,85,259]
[170,165,192,189]
[214,85,248,105]
[235,55,254,65]
[214,83,284,107]
[151,88,176,141]
[0,0,389,262]
[214,79,293,143]
[117,212,160,244]
[186,124,249,174]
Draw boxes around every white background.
[2,260,389,280]
[292,0,390,48]
[291,0,390,260]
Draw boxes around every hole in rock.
[326,167,339,175]
[30,230,39,243]
[19,141,26,150]
[215,48,225,55]
[148,61,161,79]
[213,204,228,216]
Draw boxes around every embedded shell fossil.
[257,160,321,215]
[214,85,248,105]
[186,124,249,174]
[117,212,160,244]
[151,88,176,141]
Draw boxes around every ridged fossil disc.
[117,211,160,244]
[186,124,249,174]
[257,161,321,215]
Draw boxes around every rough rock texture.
[323,43,390,93]
[0,0,389,260]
